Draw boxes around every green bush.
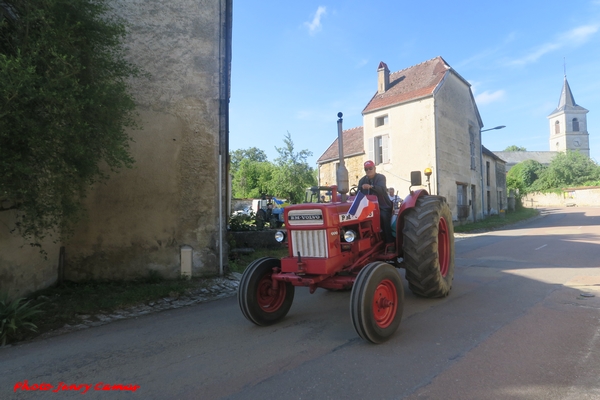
[229,211,262,231]
[0,294,43,345]
[0,0,142,250]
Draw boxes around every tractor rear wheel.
[350,262,404,344]
[238,257,295,326]
[402,195,455,298]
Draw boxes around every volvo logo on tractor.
[287,209,324,226]
[289,215,322,220]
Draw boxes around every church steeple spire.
[547,74,590,157]
[550,76,585,115]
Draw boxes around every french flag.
[347,192,375,219]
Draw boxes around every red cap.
[364,160,375,168]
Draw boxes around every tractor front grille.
[291,229,328,258]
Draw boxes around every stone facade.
[64,0,232,281]
[482,147,507,215]
[0,0,232,296]
[319,155,365,188]
[317,126,365,189]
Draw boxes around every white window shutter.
[382,135,389,163]
[368,137,374,161]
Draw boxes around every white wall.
[363,98,437,198]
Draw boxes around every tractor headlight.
[344,230,357,243]
[275,231,286,242]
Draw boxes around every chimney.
[377,61,389,94]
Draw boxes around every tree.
[231,159,274,199]
[270,132,316,203]
[0,0,141,247]
[532,151,600,191]
[504,145,527,152]
[230,147,267,173]
[506,159,545,195]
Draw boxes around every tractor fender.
[392,189,429,244]
[398,189,428,212]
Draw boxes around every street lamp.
[481,125,506,132]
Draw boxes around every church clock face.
[573,139,581,147]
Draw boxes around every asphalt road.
[2,207,600,399]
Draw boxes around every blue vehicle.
[253,198,285,228]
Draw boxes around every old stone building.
[318,57,506,222]
[0,0,232,297]
[482,146,507,215]
[493,75,591,171]
[317,127,365,187]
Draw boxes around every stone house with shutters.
[317,56,508,221]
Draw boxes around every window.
[456,184,467,205]
[486,161,490,186]
[375,115,388,127]
[572,118,579,131]
[368,135,389,165]
[457,183,469,219]
[469,129,476,170]
[555,121,560,134]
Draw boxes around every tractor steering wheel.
[349,186,359,196]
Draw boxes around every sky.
[229,1,600,167]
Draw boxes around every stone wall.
[434,72,484,221]
[0,211,60,299]
[523,187,600,207]
[62,0,231,281]
[318,155,365,189]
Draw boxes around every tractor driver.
[358,160,395,252]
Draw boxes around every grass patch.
[9,248,289,344]
[454,207,539,233]
[16,276,212,344]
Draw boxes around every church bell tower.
[547,76,590,157]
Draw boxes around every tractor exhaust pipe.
[336,112,349,202]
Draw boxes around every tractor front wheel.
[402,195,455,298]
[238,257,295,326]
[350,262,404,344]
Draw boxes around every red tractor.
[238,114,455,343]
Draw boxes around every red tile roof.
[317,126,364,164]
[363,56,451,114]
